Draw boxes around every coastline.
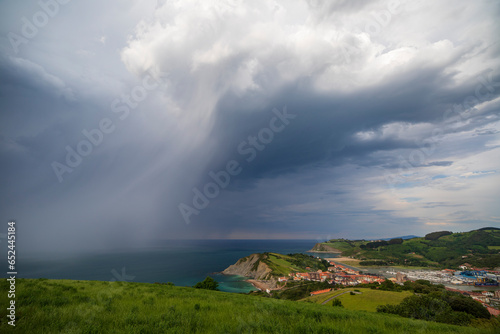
[326,257,360,263]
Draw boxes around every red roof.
[310,288,332,295]
[487,307,500,317]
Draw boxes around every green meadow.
[1,278,498,333]
[302,288,413,312]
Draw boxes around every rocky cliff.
[222,253,273,280]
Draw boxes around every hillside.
[308,243,342,253]
[314,228,500,269]
[0,278,495,333]
[223,252,328,279]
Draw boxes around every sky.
[0,0,499,252]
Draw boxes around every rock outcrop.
[222,253,273,280]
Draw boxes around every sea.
[8,239,334,293]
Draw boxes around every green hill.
[315,228,500,269]
[223,252,329,279]
[0,278,495,333]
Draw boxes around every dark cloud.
[0,0,499,251]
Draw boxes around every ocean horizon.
[7,239,338,293]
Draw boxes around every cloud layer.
[0,0,499,252]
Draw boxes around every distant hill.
[476,227,500,231]
[379,235,420,241]
[312,228,500,269]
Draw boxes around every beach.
[246,279,276,291]
[326,257,360,263]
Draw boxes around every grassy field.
[265,253,302,276]
[303,288,413,312]
[317,241,357,253]
[1,278,496,333]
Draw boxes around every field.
[303,288,413,312]
[1,278,495,333]
[265,253,303,276]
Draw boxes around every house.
[296,273,310,280]
[320,272,331,281]
[309,272,320,281]
[278,277,288,282]
[310,288,331,296]
[460,263,472,270]
[396,272,408,283]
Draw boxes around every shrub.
[193,277,219,291]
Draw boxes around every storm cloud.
[1,0,499,252]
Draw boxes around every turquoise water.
[9,239,329,293]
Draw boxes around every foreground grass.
[0,279,497,333]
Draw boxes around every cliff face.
[222,253,273,280]
[309,243,341,253]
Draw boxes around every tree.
[194,276,219,290]
[424,231,452,240]
[389,238,403,245]
[331,299,343,307]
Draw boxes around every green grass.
[302,288,413,312]
[319,241,354,253]
[1,279,495,333]
[488,246,500,250]
[266,253,302,275]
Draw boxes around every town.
[277,260,385,286]
[270,258,500,317]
